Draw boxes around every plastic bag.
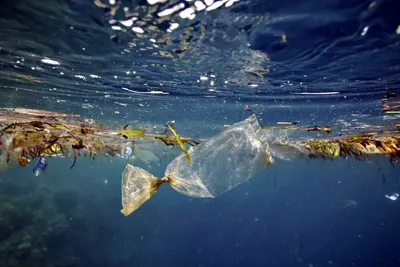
[121,115,273,216]
[121,165,164,216]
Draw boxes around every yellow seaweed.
[120,127,145,138]
[166,123,192,163]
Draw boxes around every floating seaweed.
[1,107,400,217]
[1,107,399,173]
[0,108,201,172]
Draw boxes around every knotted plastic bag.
[121,115,274,216]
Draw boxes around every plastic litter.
[385,193,399,201]
[120,115,274,216]
[32,156,47,176]
[2,107,400,215]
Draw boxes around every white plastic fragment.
[385,193,399,201]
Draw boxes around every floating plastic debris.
[121,146,133,159]
[120,115,273,215]
[385,193,399,201]
[1,107,400,215]
[33,156,47,176]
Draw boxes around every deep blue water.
[0,0,400,266]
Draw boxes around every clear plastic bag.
[120,115,273,216]
[121,164,164,216]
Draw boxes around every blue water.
[0,0,400,266]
